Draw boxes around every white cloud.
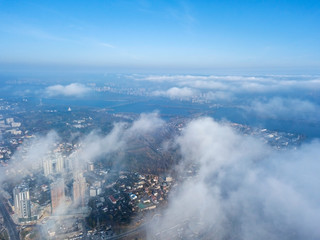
[248,97,320,121]
[152,87,198,99]
[136,74,320,94]
[179,80,229,90]
[129,111,164,134]
[0,112,165,236]
[3,112,320,239]
[1,112,164,179]
[203,91,234,101]
[100,42,115,48]
[0,131,59,183]
[138,75,264,83]
[45,83,90,97]
[69,112,164,171]
[147,117,320,239]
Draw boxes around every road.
[0,197,20,240]
[105,224,146,240]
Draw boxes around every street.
[0,196,19,240]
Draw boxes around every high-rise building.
[50,179,65,214]
[55,154,64,173]
[43,158,53,176]
[87,162,94,171]
[13,184,31,219]
[73,173,88,207]
[89,186,102,197]
[43,153,66,176]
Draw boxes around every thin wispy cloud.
[99,42,116,48]
[136,74,320,93]
[45,83,91,97]
[166,0,196,31]
[0,19,71,42]
[179,80,229,90]
[137,75,264,82]
[204,91,234,101]
[0,112,165,237]
[247,97,320,121]
[152,87,198,99]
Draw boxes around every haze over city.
[0,1,319,240]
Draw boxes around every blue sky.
[0,0,319,72]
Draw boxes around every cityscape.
[1,0,320,239]
[0,92,307,239]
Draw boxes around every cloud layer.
[0,112,165,238]
[3,112,320,239]
[2,112,164,178]
[45,83,90,97]
[152,87,197,99]
[71,112,164,170]
[147,117,320,240]
[248,97,320,121]
[136,74,320,96]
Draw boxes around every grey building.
[13,183,31,220]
